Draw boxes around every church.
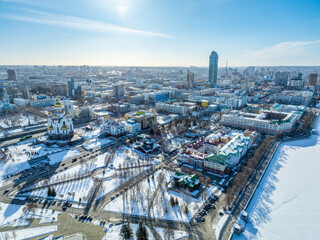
[47,99,74,140]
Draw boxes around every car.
[3,190,9,194]
[204,206,211,211]
[52,200,56,205]
[115,221,122,226]
[57,201,62,206]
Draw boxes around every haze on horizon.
[0,0,320,67]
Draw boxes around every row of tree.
[225,136,275,209]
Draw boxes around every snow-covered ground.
[0,225,57,240]
[96,166,150,200]
[233,117,320,240]
[19,177,96,204]
[104,169,217,222]
[214,214,230,239]
[102,223,187,240]
[110,146,150,169]
[0,202,58,228]
[154,226,188,240]
[0,113,45,129]
[102,223,153,240]
[76,127,102,140]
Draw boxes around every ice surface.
[233,117,320,240]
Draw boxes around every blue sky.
[0,0,320,66]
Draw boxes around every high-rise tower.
[209,51,218,87]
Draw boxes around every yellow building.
[124,110,157,129]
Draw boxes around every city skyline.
[1,0,320,66]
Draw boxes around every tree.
[170,195,175,206]
[183,204,189,214]
[136,221,148,240]
[120,223,133,240]
[47,186,52,197]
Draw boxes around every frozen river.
[233,117,320,240]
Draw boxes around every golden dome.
[48,112,52,115]
[54,100,63,107]
[61,123,69,130]
[48,125,54,130]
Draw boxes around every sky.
[0,0,320,67]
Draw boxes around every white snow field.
[104,169,217,222]
[102,223,188,240]
[0,225,57,240]
[20,177,95,204]
[0,202,58,228]
[233,117,320,240]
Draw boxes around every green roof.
[205,154,227,165]
[174,172,200,188]
[136,111,146,115]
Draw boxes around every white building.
[221,110,301,134]
[125,119,141,134]
[47,100,74,139]
[155,102,196,116]
[102,118,126,137]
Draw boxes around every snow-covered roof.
[47,148,80,165]
[83,138,114,150]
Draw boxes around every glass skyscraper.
[209,51,218,87]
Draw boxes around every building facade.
[209,51,218,87]
[47,100,74,140]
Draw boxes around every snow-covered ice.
[233,117,320,240]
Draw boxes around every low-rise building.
[124,110,157,129]
[221,109,301,134]
[102,117,126,137]
[125,118,141,134]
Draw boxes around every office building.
[187,71,195,88]
[113,84,125,99]
[209,51,218,87]
[7,69,16,81]
[308,73,318,87]
[67,78,82,99]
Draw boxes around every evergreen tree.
[175,198,179,206]
[120,223,133,240]
[170,196,175,206]
[51,187,57,197]
[136,221,148,240]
